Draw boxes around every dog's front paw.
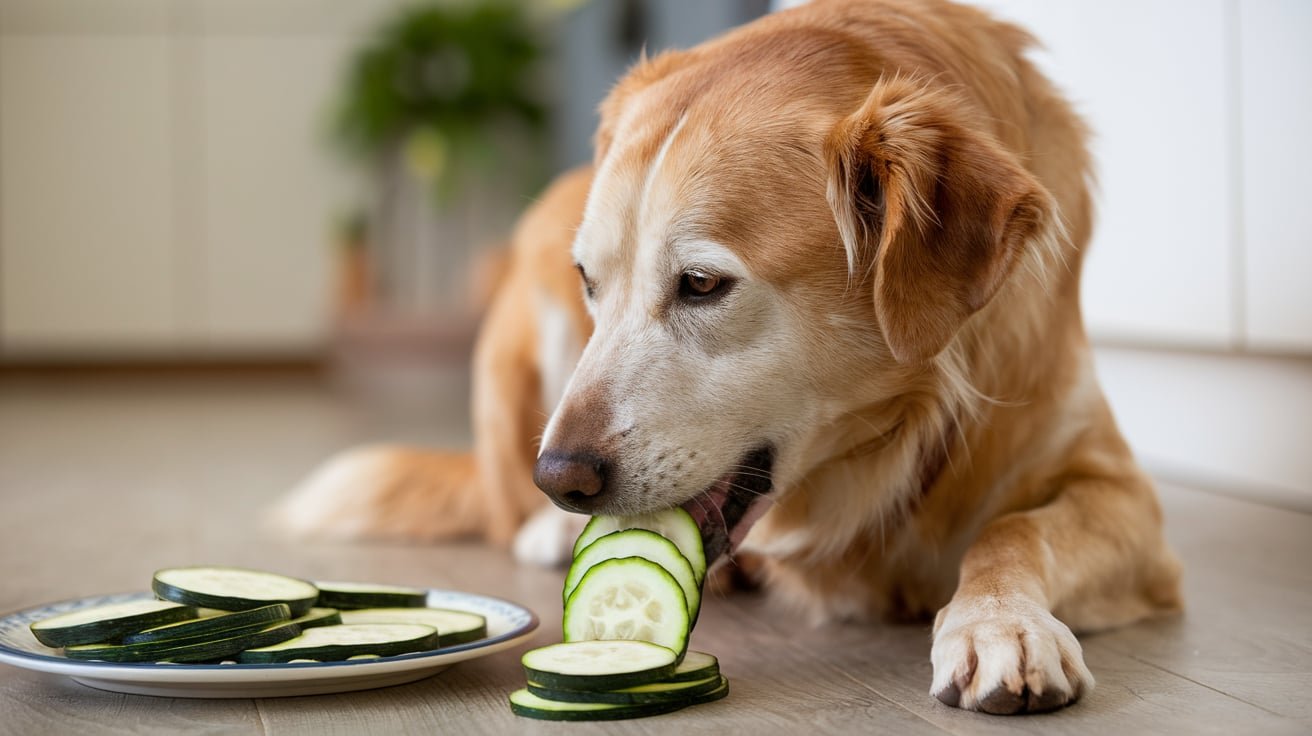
[513,505,588,568]
[930,597,1094,714]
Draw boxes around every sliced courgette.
[121,603,291,645]
[29,600,196,648]
[313,582,427,610]
[667,650,719,683]
[563,558,690,656]
[236,622,439,663]
[527,672,722,705]
[339,607,487,645]
[510,678,728,721]
[509,688,683,721]
[572,509,706,583]
[520,640,678,691]
[566,529,700,621]
[65,621,302,663]
[685,676,729,706]
[153,567,319,616]
[288,607,342,630]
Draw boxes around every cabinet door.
[1240,0,1312,353]
[191,35,351,350]
[972,0,1236,348]
[0,35,177,355]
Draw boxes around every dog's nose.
[534,450,609,513]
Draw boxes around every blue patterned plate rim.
[0,589,538,672]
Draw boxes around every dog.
[277,0,1183,714]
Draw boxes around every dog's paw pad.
[930,599,1093,714]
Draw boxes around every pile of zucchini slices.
[510,508,728,721]
[30,567,485,664]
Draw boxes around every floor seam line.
[1128,653,1290,719]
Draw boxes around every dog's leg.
[512,504,589,567]
[471,283,552,548]
[930,448,1182,713]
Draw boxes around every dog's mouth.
[679,445,775,568]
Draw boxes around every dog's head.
[535,29,1055,563]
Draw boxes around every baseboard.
[1093,345,1312,508]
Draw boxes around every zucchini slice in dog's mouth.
[679,445,774,566]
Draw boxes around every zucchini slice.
[65,621,302,663]
[510,679,728,721]
[29,600,196,648]
[288,607,342,630]
[521,640,678,691]
[527,673,722,705]
[572,509,706,583]
[339,607,487,645]
[313,582,427,610]
[153,567,319,616]
[667,650,719,684]
[685,676,729,706]
[236,622,439,663]
[566,529,700,621]
[122,603,291,645]
[563,558,690,656]
[509,688,681,721]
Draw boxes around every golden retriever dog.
[278,0,1183,714]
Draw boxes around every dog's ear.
[594,49,695,163]
[825,77,1053,363]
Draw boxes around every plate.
[0,589,538,698]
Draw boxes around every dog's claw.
[930,598,1093,714]
[933,682,962,709]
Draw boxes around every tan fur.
[281,0,1181,715]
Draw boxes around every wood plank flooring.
[0,375,1307,735]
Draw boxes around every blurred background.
[0,0,1308,509]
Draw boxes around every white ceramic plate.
[0,589,537,698]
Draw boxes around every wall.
[0,0,388,358]
[970,0,1312,498]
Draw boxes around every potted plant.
[332,1,548,316]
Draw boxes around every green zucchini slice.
[153,567,319,616]
[339,607,487,645]
[527,673,723,705]
[65,621,302,663]
[288,607,342,630]
[667,651,719,683]
[121,603,291,645]
[566,529,701,621]
[510,678,728,722]
[572,508,707,583]
[313,582,427,610]
[29,600,196,648]
[520,640,678,691]
[236,622,439,663]
[509,688,682,721]
[563,558,690,656]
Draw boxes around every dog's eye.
[576,263,596,300]
[678,270,731,302]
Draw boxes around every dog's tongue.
[682,473,770,568]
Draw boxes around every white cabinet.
[0,35,179,354]
[973,0,1237,348]
[192,36,351,350]
[976,0,1312,354]
[1239,0,1312,352]
[0,0,364,357]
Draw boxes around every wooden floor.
[0,374,1308,735]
